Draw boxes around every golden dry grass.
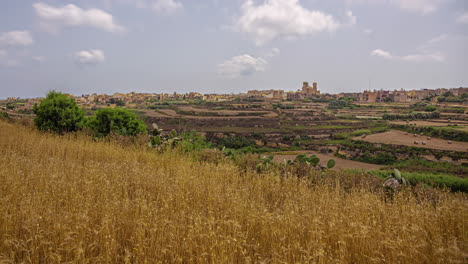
[0,120,467,263]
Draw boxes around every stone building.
[301,82,320,95]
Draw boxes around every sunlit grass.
[0,120,466,263]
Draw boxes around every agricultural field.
[1,94,468,263]
[138,99,465,152]
[355,130,468,152]
[2,2,468,262]
[2,96,467,179]
[1,120,467,263]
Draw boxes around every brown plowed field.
[355,130,468,152]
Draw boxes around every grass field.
[0,120,467,263]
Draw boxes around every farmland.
[133,99,467,172]
[2,1,468,261]
[1,94,468,263]
[1,120,467,263]
[2,96,468,180]
[355,130,468,152]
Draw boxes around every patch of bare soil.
[355,130,468,152]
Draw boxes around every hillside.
[0,120,466,263]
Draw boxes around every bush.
[390,124,468,142]
[333,133,350,140]
[6,103,15,110]
[391,158,468,177]
[179,131,213,152]
[89,108,147,137]
[33,91,85,134]
[108,98,125,106]
[356,152,397,165]
[0,112,10,121]
[328,99,355,109]
[351,129,372,136]
[372,170,468,193]
[438,93,467,103]
[382,111,440,120]
[424,105,438,112]
[217,136,256,149]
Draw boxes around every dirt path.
[355,130,468,152]
[267,151,384,171]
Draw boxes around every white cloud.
[0,31,34,47]
[371,48,444,62]
[397,0,439,14]
[401,52,444,62]
[73,49,106,65]
[347,0,447,14]
[218,54,268,78]
[426,34,448,45]
[363,28,374,36]
[457,12,468,24]
[119,0,183,13]
[152,0,183,13]
[266,47,280,58]
[0,50,20,67]
[235,0,350,45]
[371,49,392,59]
[33,56,46,62]
[33,2,125,33]
[346,10,357,26]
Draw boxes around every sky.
[0,0,467,98]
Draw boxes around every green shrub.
[33,91,85,134]
[328,99,355,109]
[356,152,397,165]
[424,105,438,112]
[0,112,10,121]
[390,158,468,177]
[372,170,468,193]
[382,111,440,120]
[6,103,15,110]
[390,124,468,142]
[333,133,350,140]
[351,129,371,136]
[179,131,213,152]
[217,136,256,149]
[89,108,147,137]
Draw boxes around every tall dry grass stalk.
[0,120,466,263]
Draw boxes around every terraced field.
[356,130,468,152]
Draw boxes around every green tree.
[89,108,147,137]
[6,103,15,110]
[108,98,125,106]
[33,91,85,134]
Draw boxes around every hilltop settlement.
[3,82,467,111]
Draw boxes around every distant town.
[2,82,467,111]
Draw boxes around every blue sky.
[0,0,467,98]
